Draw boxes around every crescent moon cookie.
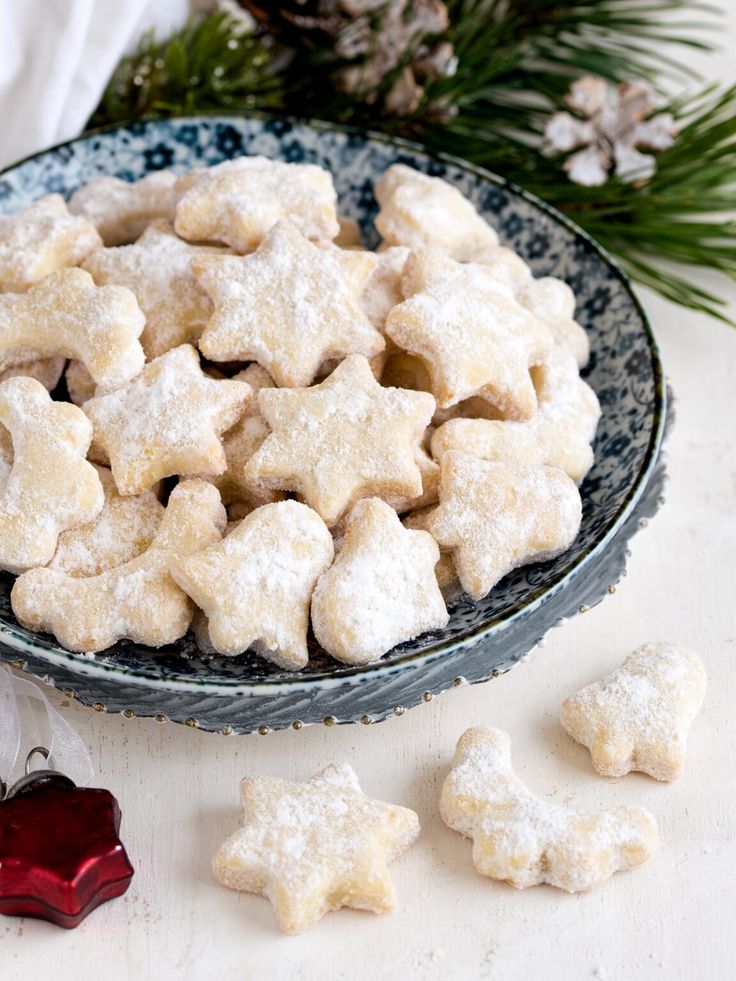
[431,348,601,484]
[426,452,582,600]
[68,171,180,246]
[385,249,551,417]
[311,497,448,665]
[212,763,420,934]
[440,727,658,893]
[517,276,590,367]
[82,220,232,360]
[12,479,226,653]
[171,500,334,668]
[0,194,102,293]
[83,344,251,495]
[0,377,103,574]
[244,354,436,527]
[174,156,340,252]
[193,219,382,387]
[374,164,499,260]
[0,268,145,389]
[560,642,707,781]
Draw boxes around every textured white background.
[2,12,736,981]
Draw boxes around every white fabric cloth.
[0,0,189,170]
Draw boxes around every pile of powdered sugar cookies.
[0,156,600,666]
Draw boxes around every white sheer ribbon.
[0,666,93,791]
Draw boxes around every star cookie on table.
[386,249,551,417]
[440,727,658,892]
[68,171,179,245]
[213,762,420,934]
[174,156,339,252]
[374,164,498,261]
[82,220,232,359]
[517,276,590,367]
[172,500,333,668]
[311,498,448,664]
[560,642,707,781]
[193,220,382,387]
[0,268,145,389]
[431,348,601,483]
[0,377,103,574]
[244,354,436,526]
[12,479,225,653]
[426,452,582,600]
[0,194,102,292]
[83,344,251,495]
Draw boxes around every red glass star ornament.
[0,770,134,928]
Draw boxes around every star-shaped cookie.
[193,219,383,387]
[172,500,333,668]
[0,194,102,292]
[69,170,179,245]
[244,355,435,526]
[517,276,590,367]
[427,452,582,600]
[560,642,707,781]
[82,220,231,359]
[174,156,339,251]
[84,344,251,495]
[386,249,551,417]
[213,763,420,933]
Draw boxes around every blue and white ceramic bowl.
[0,115,667,733]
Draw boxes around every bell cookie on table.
[0,377,103,574]
[431,348,601,484]
[174,156,339,252]
[374,164,498,261]
[82,220,232,360]
[83,344,250,495]
[440,727,658,892]
[0,268,145,389]
[0,194,102,293]
[244,354,435,527]
[48,465,164,578]
[386,249,551,417]
[12,480,225,653]
[311,498,448,665]
[0,356,65,391]
[68,171,179,246]
[426,452,582,600]
[560,641,707,781]
[171,500,333,669]
[194,219,382,387]
[517,276,590,367]
[213,762,420,934]
[403,507,463,605]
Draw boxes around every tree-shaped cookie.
[311,497,449,664]
[244,355,435,526]
[560,642,707,781]
[213,763,420,933]
[440,727,658,892]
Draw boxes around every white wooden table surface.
[2,19,735,981]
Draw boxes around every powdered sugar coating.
[440,726,658,892]
[517,276,590,367]
[68,171,179,246]
[402,506,462,604]
[213,762,420,933]
[360,245,409,330]
[560,641,707,781]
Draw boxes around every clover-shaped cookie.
[0,268,145,389]
[386,249,551,417]
[0,194,102,292]
[427,452,582,600]
[69,171,179,245]
[244,355,435,526]
[0,377,103,573]
[84,344,250,495]
[560,642,707,781]
[213,763,420,934]
[431,348,601,483]
[174,156,339,251]
[517,276,590,367]
[172,500,333,668]
[194,219,382,387]
[12,480,225,652]
[311,497,448,664]
[440,727,658,892]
